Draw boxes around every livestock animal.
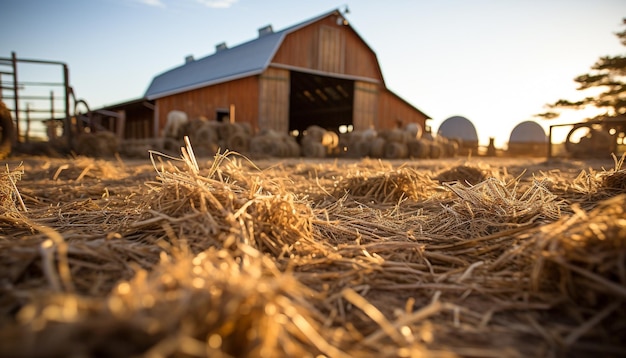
[163,110,189,139]
[404,122,423,139]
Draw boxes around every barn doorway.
[288,71,353,138]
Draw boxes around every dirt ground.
[0,150,625,357]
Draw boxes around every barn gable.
[269,12,384,83]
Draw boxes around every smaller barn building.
[141,9,429,139]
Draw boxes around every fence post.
[116,110,126,140]
[11,52,19,144]
[25,103,30,143]
[63,64,71,148]
[548,125,553,159]
[47,91,56,140]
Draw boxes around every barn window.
[216,108,229,122]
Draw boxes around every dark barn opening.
[216,108,229,122]
[289,71,354,136]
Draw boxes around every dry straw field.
[1,140,625,357]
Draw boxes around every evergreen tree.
[538,19,626,120]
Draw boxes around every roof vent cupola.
[258,25,273,37]
[215,42,228,52]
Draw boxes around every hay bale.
[163,136,183,153]
[284,136,301,157]
[248,130,298,158]
[76,131,118,157]
[348,129,377,144]
[347,131,362,144]
[303,125,326,143]
[249,135,274,157]
[377,129,391,142]
[184,116,209,134]
[302,126,339,156]
[429,141,443,159]
[342,129,379,158]
[362,128,377,140]
[321,131,338,147]
[226,132,250,153]
[271,139,291,158]
[119,138,155,158]
[369,137,386,158]
[407,139,430,159]
[348,140,372,158]
[188,123,219,156]
[191,122,218,144]
[440,138,459,157]
[383,141,408,159]
[0,101,14,159]
[217,122,244,141]
[301,139,326,158]
[237,122,253,136]
[382,128,409,144]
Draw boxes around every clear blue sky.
[2,0,625,146]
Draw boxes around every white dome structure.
[437,116,479,155]
[507,121,548,156]
[437,116,479,143]
[509,121,547,143]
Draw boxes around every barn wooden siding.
[353,81,378,130]
[155,76,259,134]
[271,15,384,82]
[378,90,428,130]
[258,67,290,133]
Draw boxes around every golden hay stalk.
[1,141,625,357]
[1,163,27,214]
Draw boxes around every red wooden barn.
[139,9,429,138]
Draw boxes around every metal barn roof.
[144,10,347,100]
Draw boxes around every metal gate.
[0,52,72,146]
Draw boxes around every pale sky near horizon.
[1,0,625,147]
